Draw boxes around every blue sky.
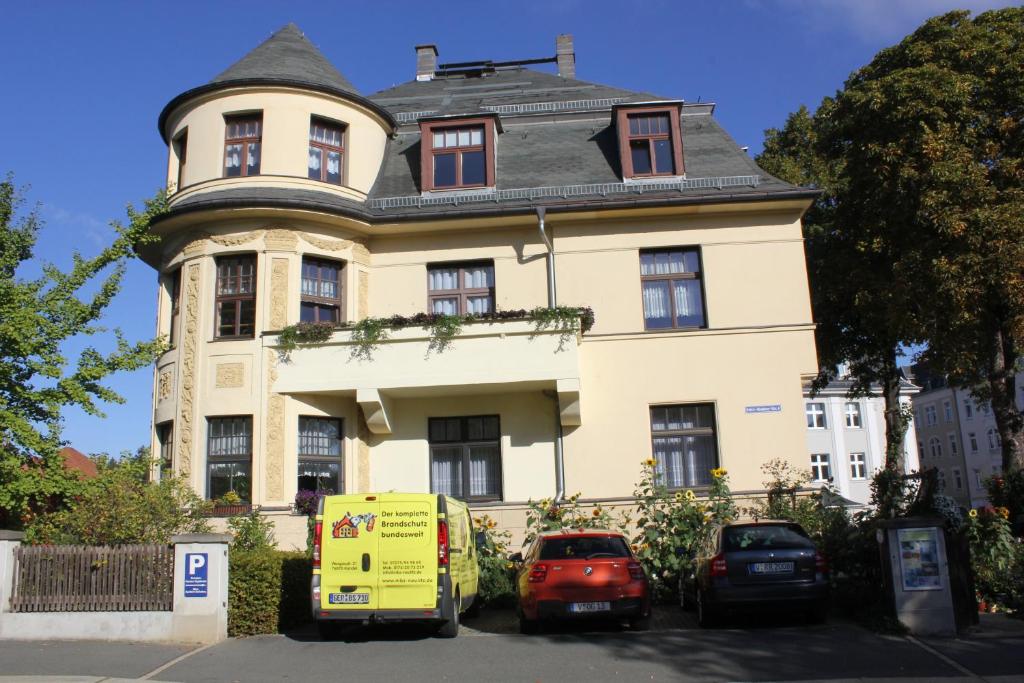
[0,0,1013,457]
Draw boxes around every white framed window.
[987,428,1000,451]
[943,400,953,422]
[810,453,831,482]
[963,399,973,419]
[969,432,979,453]
[937,469,946,492]
[806,403,826,429]
[952,468,963,491]
[948,433,958,455]
[849,452,867,480]
[925,405,937,426]
[917,440,925,458]
[844,402,862,428]
[929,436,942,458]
[974,469,983,487]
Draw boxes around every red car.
[511,529,651,633]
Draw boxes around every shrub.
[473,514,516,607]
[631,462,736,601]
[228,508,276,551]
[966,506,1023,612]
[24,461,210,545]
[987,471,1024,529]
[228,549,311,636]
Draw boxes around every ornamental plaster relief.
[358,270,369,318]
[215,362,245,389]
[158,370,173,401]
[208,230,264,247]
[176,263,201,477]
[265,349,285,501]
[181,232,209,257]
[263,228,298,251]
[269,258,289,329]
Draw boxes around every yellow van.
[311,493,479,638]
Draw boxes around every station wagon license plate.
[569,601,611,613]
[329,592,369,605]
[749,562,794,575]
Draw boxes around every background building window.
[952,468,963,491]
[157,421,173,479]
[428,262,494,315]
[844,402,862,428]
[428,415,502,501]
[943,400,953,422]
[988,428,1000,451]
[215,255,256,338]
[925,405,937,425]
[649,404,718,488]
[168,268,181,346]
[929,437,942,458]
[936,469,946,491]
[806,403,826,429]
[969,432,979,452]
[948,433,958,455]
[207,417,252,502]
[309,118,344,184]
[224,115,261,177]
[849,452,866,480]
[639,249,705,330]
[298,417,342,493]
[810,453,831,482]
[301,257,343,323]
[963,399,973,419]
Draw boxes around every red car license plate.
[569,601,611,613]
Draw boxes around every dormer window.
[615,105,684,180]
[420,117,496,191]
[309,118,345,185]
[224,114,262,177]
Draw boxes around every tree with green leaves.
[0,175,168,527]
[760,8,1024,475]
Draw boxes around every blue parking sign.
[184,552,208,598]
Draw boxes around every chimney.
[416,44,438,81]
[556,34,575,79]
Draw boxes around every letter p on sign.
[184,552,209,598]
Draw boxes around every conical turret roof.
[211,23,358,95]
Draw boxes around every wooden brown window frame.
[308,117,346,185]
[214,254,257,339]
[223,114,262,178]
[649,403,719,490]
[298,416,344,494]
[419,117,496,191]
[427,261,495,315]
[168,267,182,346]
[615,105,684,179]
[206,415,253,502]
[157,421,174,477]
[300,256,344,324]
[428,415,503,503]
[173,130,188,191]
[639,248,707,330]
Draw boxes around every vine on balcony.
[279,307,594,360]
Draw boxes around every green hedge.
[228,550,311,636]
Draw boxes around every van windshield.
[539,536,630,560]
[723,524,814,552]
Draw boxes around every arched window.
[929,437,942,458]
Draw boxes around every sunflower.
[644,458,656,467]
[685,490,696,501]
[710,467,727,479]
[592,508,602,517]
[969,509,978,518]
[998,507,1010,519]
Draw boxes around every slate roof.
[160,27,817,221]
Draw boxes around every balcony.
[266,318,582,433]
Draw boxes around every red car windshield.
[539,536,631,560]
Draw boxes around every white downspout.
[538,207,565,502]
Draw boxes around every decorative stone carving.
[358,270,369,318]
[209,230,263,247]
[269,258,289,329]
[265,350,285,501]
[177,263,201,476]
[158,371,173,401]
[300,232,349,251]
[351,241,371,265]
[357,415,371,493]
[264,228,298,251]
[215,363,245,388]
[181,232,210,257]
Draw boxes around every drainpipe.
[538,206,565,503]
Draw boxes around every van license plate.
[569,601,610,613]
[749,562,794,575]
[329,593,369,604]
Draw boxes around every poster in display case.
[897,527,942,591]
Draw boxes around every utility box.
[879,517,957,637]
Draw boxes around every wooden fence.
[10,544,174,612]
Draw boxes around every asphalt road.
[1,611,1022,682]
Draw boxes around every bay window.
[308,118,345,184]
[207,417,252,502]
[215,255,256,338]
[298,417,342,493]
[224,114,262,177]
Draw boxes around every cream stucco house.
[144,24,820,547]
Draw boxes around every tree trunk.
[988,326,1024,473]
[882,370,907,472]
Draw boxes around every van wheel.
[437,593,460,638]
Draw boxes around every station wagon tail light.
[815,552,828,575]
[528,563,549,583]
[312,521,323,569]
[438,520,449,566]
[710,553,728,577]
[627,562,645,580]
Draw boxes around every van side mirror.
[509,552,523,563]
